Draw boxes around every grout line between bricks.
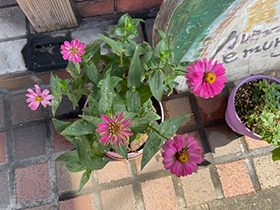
[127,159,145,210]
[3,92,16,209]
[245,158,261,192]
[208,165,224,200]
[45,121,60,209]
[91,171,103,210]
[171,176,187,210]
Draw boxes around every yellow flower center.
[70,46,78,55]
[35,96,43,103]
[178,153,189,163]
[203,72,216,84]
[108,122,120,135]
[175,148,189,163]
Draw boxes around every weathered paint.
[166,0,239,63]
[160,0,280,92]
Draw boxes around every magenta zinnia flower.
[185,58,227,98]
[26,84,54,110]
[162,134,202,177]
[96,111,133,148]
[61,39,86,64]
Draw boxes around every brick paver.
[253,155,280,189]
[0,73,33,90]
[15,163,51,203]
[205,124,241,158]
[98,160,131,183]
[55,162,92,194]
[0,6,26,39]
[244,136,272,151]
[52,125,75,153]
[117,0,163,12]
[0,132,7,163]
[13,125,46,160]
[101,185,135,210]
[216,160,254,198]
[12,93,44,124]
[0,97,4,127]
[141,176,178,210]
[196,94,227,122]
[59,195,94,210]
[162,96,196,127]
[0,171,10,206]
[135,151,164,174]
[78,0,114,17]
[181,167,216,207]
[25,204,53,210]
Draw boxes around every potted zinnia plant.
[26,14,227,190]
[226,72,280,161]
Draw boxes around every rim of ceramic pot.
[226,75,280,139]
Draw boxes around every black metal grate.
[22,33,71,72]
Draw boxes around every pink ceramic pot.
[225,75,280,140]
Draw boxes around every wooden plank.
[16,0,79,33]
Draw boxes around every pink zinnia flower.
[96,111,133,148]
[185,58,227,98]
[61,39,86,64]
[162,134,202,177]
[26,84,54,110]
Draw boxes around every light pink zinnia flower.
[96,111,133,148]
[185,58,227,98]
[162,134,202,177]
[26,84,54,110]
[61,39,86,64]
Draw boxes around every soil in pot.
[234,79,264,132]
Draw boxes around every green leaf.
[65,160,86,172]
[79,169,91,191]
[74,136,109,170]
[56,150,86,173]
[84,60,99,84]
[50,74,63,116]
[66,62,80,78]
[272,147,280,161]
[138,84,152,105]
[55,150,79,162]
[155,29,166,40]
[112,141,128,160]
[79,114,103,126]
[99,75,114,113]
[130,118,150,133]
[67,92,82,109]
[51,95,62,116]
[126,90,140,113]
[127,47,141,88]
[159,114,192,139]
[98,33,122,54]
[61,119,96,136]
[50,72,61,94]
[52,118,71,134]
[149,70,165,102]
[83,39,103,60]
[141,132,163,170]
